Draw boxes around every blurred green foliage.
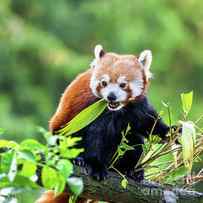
[1,0,203,140]
[0,0,203,201]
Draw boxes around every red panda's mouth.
[108,101,124,111]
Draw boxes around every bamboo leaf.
[59,99,107,136]
[181,91,193,116]
[141,144,166,164]
[180,121,196,173]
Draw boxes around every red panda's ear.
[94,44,105,59]
[138,50,152,80]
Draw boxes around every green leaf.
[20,139,46,152]
[38,127,53,141]
[42,166,58,189]
[59,99,107,136]
[54,174,66,194]
[121,178,128,189]
[67,177,83,196]
[141,144,166,164]
[0,176,10,188]
[180,121,196,172]
[161,101,169,108]
[121,143,134,151]
[0,140,19,150]
[59,137,82,151]
[8,152,17,182]
[18,150,36,162]
[117,145,133,157]
[12,175,39,189]
[117,147,125,156]
[19,160,36,178]
[60,148,84,159]
[149,153,173,170]
[0,151,15,174]
[47,136,60,146]
[0,175,39,189]
[181,91,193,116]
[63,137,82,148]
[124,124,131,135]
[56,159,73,179]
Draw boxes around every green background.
[0,0,203,202]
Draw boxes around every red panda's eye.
[119,83,127,89]
[101,81,108,87]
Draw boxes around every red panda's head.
[90,45,153,111]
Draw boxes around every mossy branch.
[70,166,203,203]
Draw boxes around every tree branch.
[73,166,203,203]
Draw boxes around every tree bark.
[73,166,203,203]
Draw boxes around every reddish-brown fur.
[35,191,98,203]
[49,68,98,132]
[95,53,142,83]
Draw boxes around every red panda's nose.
[107,92,117,102]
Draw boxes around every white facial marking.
[100,83,127,102]
[100,74,110,83]
[90,74,110,98]
[90,72,100,97]
[129,79,143,97]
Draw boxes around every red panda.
[36,45,170,203]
